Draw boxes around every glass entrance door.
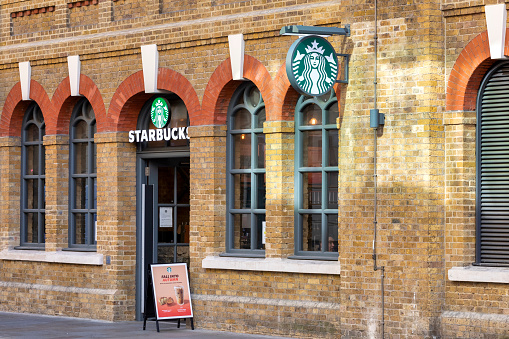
[148,158,190,266]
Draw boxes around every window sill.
[448,265,509,284]
[202,256,340,275]
[0,248,103,265]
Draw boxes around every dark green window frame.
[224,82,266,256]
[19,103,46,248]
[68,99,97,250]
[293,90,339,260]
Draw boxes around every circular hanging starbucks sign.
[150,97,170,128]
[286,36,338,96]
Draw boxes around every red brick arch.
[242,55,273,114]
[0,80,54,137]
[271,63,300,121]
[50,75,107,135]
[158,68,201,126]
[446,31,497,111]
[108,69,201,131]
[201,55,272,126]
[106,70,145,132]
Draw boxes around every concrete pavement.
[0,312,296,339]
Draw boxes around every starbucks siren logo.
[286,36,338,96]
[151,97,170,129]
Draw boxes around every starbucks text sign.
[128,97,189,143]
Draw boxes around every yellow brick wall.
[0,137,21,249]
[0,0,508,338]
[44,135,70,251]
[339,0,447,337]
[263,121,295,258]
[443,3,509,338]
[112,0,149,21]
[68,1,100,29]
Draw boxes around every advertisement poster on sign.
[150,263,193,320]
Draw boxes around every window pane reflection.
[257,109,266,128]
[176,166,190,204]
[257,134,265,168]
[176,206,190,244]
[92,143,97,173]
[303,172,321,209]
[256,214,265,250]
[75,120,88,139]
[328,172,338,209]
[92,178,97,209]
[327,102,339,125]
[25,213,38,243]
[302,131,322,167]
[158,208,175,244]
[75,178,87,209]
[74,213,86,244]
[302,214,321,251]
[26,124,38,142]
[26,179,38,209]
[327,214,338,252]
[234,174,251,209]
[257,173,266,210]
[328,130,339,167]
[233,134,251,169]
[248,87,261,107]
[234,109,251,130]
[158,166,175,204]
[74,143,88,174]
[233,214,251,250]
[26,145,39,175]
[92,214,96,245]
[42,179,45,209]
[303,104,322,126]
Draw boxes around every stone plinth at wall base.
[441,311,509,338]
[0,280,118,321]
[192,294,340,339]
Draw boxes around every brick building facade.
[1,0,509,338]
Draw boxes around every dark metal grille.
[477,62,509,264]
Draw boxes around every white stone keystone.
[228,34,245,80]
[141,44,160,93]
[486,4,508,59]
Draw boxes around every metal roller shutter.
[478,63,509,265]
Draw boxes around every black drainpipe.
[370,0,386,337]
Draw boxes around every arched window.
[69,99,96,248]
[226,82,266,254]
[294,90,339,259]
[476,61,509,265]
[20,104,45,247]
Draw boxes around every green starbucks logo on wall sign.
[151,97,170,128]
[286,36,338,96]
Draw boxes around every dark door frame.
[135,150,190,320]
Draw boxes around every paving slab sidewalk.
[0,312,295,339]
